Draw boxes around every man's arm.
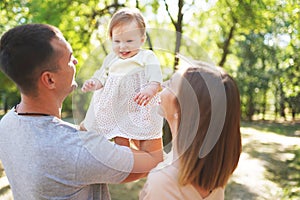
[121,138,163,183]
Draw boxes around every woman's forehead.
[166,72,183,95]
[172,72,182,80]
[171,71,183,85]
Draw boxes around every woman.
[140,61,242,199]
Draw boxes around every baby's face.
[111,21,145,59]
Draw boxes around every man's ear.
[40,71,56,89]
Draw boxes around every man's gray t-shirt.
[0,109,134,199]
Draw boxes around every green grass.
[109,179,146,200]
[241,120,300,137]
[266,146,300,199]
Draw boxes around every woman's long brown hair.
[176,65,242,191]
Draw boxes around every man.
[0,24,162,199]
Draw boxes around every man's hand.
[121,138,163,183]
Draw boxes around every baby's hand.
[81,79,103,92]
[134,82,161,106]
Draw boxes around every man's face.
[50,37,78,100]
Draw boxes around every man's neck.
[17,94,61,118]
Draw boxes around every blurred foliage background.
[0,0,299,122]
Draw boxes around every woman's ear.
[141,34,146,43]
[40,71,56,89]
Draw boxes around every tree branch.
[163,0,176,26]
[218,24,235,67]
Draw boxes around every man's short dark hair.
[0,24,61,95]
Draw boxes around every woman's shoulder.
[147,163,178,185]
[140,164,179,199]
[206,187,224,200]
[145,159,224,199]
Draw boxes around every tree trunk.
[173,0,184,71]
[274,86,278,121]
[247,93,254,121]
[218,24,235,67]
[292,108,296,121]
[135,0,139,8]
[4,95,8,113]
[173,27,182,70]
[279,83,286,120]
[262,92,267,120]
[146,32,153,51]
[261,57,267,120]
[163,0,184,71]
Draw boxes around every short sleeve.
[143,50,163,83]
[75,131,134,184]
[91,53,117,85]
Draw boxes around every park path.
[1,126,300,200]
[225,126,300,200]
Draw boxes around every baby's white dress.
[83,49,163,140]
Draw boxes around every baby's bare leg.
[114,136,130,146]
[131,139,140,149]
[79,122,87,131]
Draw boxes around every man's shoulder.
[0,108,14,121]
[0,110,79,135]
[52,118,80,131]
